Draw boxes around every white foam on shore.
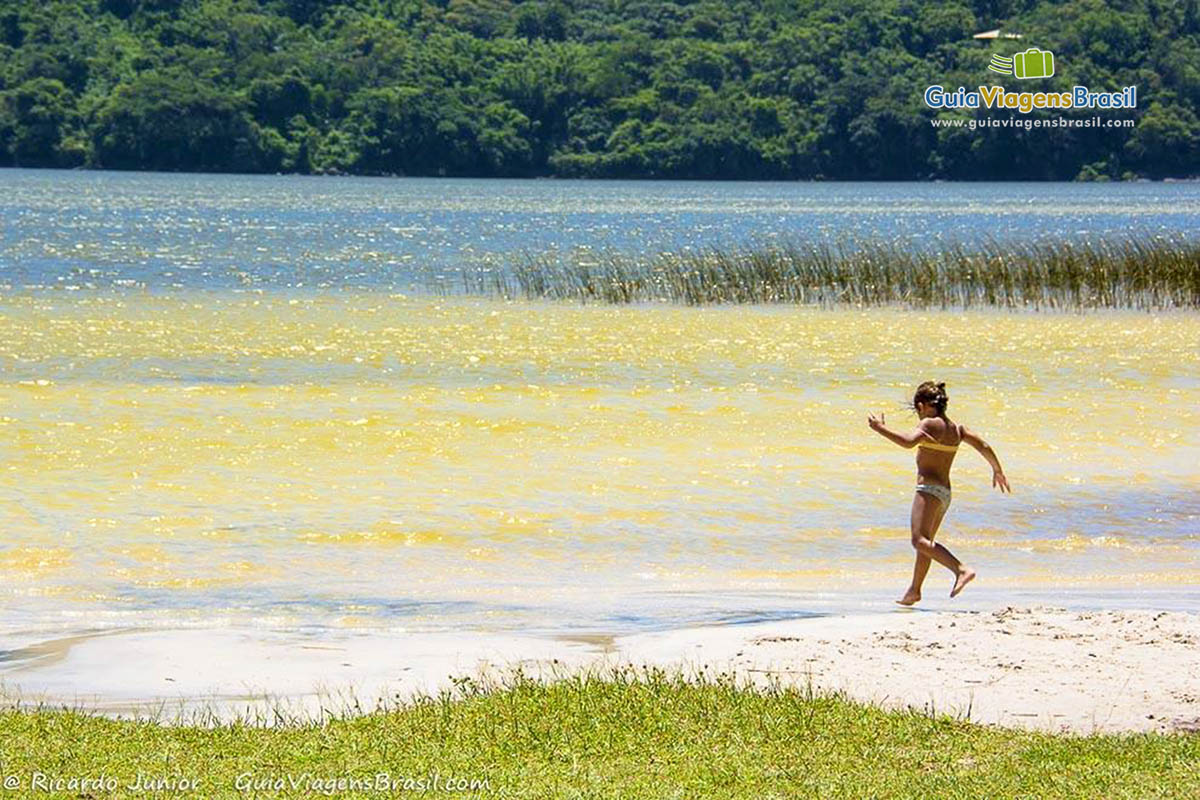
[0,628,599,723]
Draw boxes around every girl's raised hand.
[867,412,885,431]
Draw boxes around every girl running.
[868,381,1010,604]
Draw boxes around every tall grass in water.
[446,237,1200,309]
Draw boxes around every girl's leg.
[903,497,948,600]
[897,493,973,604]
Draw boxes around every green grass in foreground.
[0,668,1197,799]
[446,237,1200,309]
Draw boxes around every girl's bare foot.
[895,589,921,606]
[950,568,976,598]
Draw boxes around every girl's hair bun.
[913,380,950,415]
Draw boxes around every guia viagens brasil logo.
[924,47,1136,114]
[989,48,1054,79]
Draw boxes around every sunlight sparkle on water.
[0,292,1197,633]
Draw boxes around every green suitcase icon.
[1013,48,1054,79]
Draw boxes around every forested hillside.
[1,0,1197,179]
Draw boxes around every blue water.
[3,170,1200,291]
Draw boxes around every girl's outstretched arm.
[867,413,936,449]
[960,425,1011,493]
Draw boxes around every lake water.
[3,170,1200,291]
[0,171,1198,643]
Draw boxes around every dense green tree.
[4,77,81,166]
[0,0,1194,179]
[342,84,481,174]
[91,68,260,170]
[514,1,567,41]
[1125,100,1200,177]
[249,73,313,130]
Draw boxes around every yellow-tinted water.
[1,292,1197,633]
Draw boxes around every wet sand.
[2,606,1197,733]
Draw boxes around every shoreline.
[2,605,1196,734]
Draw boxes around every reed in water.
[444,236,1200,309]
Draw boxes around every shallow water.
[2,171,1198,639]
[0,292,1196,636]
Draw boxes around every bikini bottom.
[915,482,952,510]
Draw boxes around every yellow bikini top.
[917,423,962,453]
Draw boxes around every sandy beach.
[2,605,1196,734]
[614,606,1200,735]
